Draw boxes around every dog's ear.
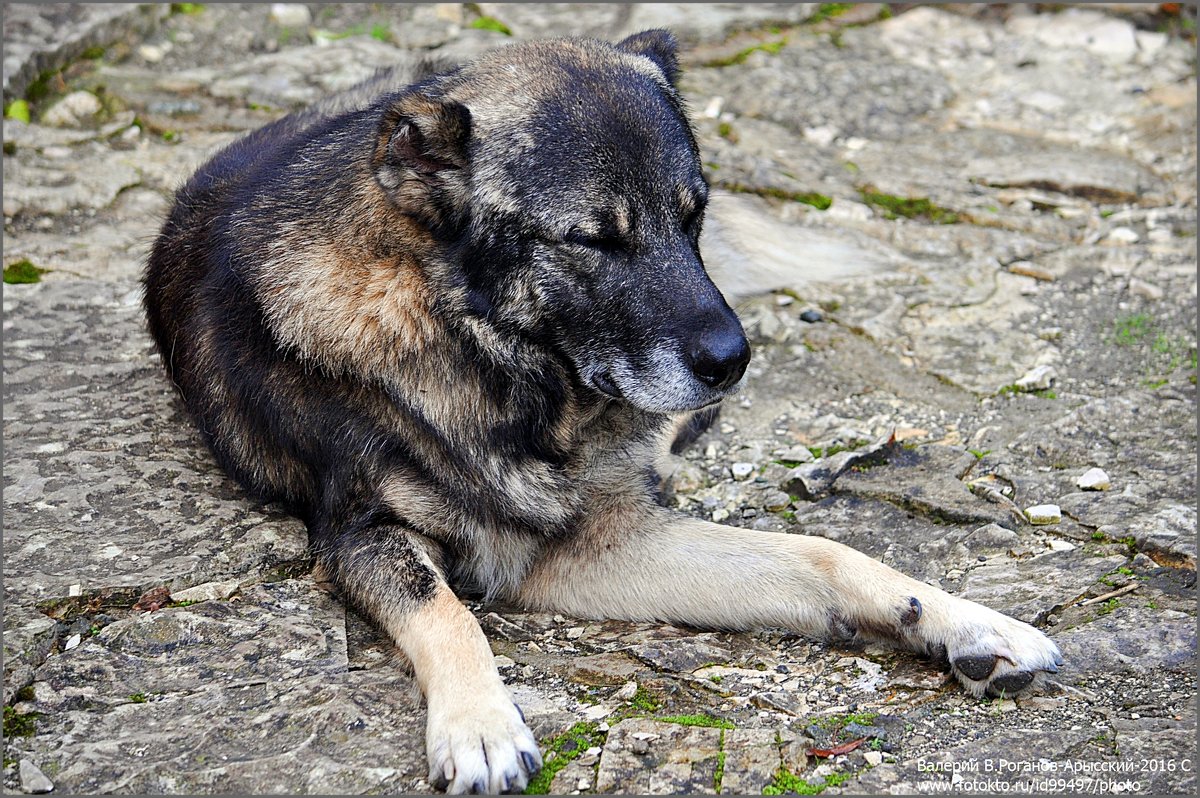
[373,93,472,230]
[616,29,680,86]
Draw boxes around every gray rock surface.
[3,3,1196,795]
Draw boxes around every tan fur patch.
[254,191,442,381]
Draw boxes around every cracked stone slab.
[26,578,348,714]
[2,4,167,99]
[2,149,142,217]
[955,553,1126,624]
[1058,493,1197,566]
[702,192,908,302]
[595,718,723,795]
[3,280,307,606]
[832,444,1021,529]
[1,605,57,704]
[1054,605,1195,677]
[6,666,428,795]
[688,31,953,141]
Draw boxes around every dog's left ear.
[373,92,472,231]
[617,29,680,86]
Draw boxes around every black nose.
[688,327,751,391]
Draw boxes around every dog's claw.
[953,653,998,681]
[986,671,1035,697]
[513,702,525,723]
[901,596,922,626]
[521,751,541,775]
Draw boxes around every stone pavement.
[3,3,1196,794]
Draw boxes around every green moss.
[705,39,787,67]
[1097,598,1120,616]
[720,181,832,210]
[80,45,106,60]
[967,449,991,460]
[4,259,46,284]
[657,713,734,729]
[714,729,727,792]
[859,189,959,224]
[808,3,854,24]
[5,99,31,123]
[24,69,61,104]
[3,705,39,738]
[470,16,512,35]
[629,684,662,713]
[1112,313,1152,345]
[170,3,205,14]
[523,722,606,794]
[370,23,391,42]
[129,692,148,703]
[763,766,825,795]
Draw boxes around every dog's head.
[372,31,749,414]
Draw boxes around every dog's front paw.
[937,600,1063,698]
[426,688,542,794]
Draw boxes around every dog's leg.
[316,525,541,794]
[517,508,1061,698]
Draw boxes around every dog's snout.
[687,325,750,391]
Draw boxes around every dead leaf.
[807,737,867,758]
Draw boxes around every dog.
[144,30,1063,794]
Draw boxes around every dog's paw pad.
[986,671,1035,697]
[952,653,999,682]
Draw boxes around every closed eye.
[564,227,625,253]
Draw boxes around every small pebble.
[1103,226,1139,245]
[1128,278,1164,301]
[762,490,791,511]
[64,633,81,651]
[269,3,312,27]
[138,44,165,63]
[864,751,884,767]
[614,681,639,701]
[712,508,730,523]
[41,90,102,127]
[1076,467,1111,491]
[1025,504,1062,525]
[1015,364,1056,391]
[19,760,54,794]
[731,462,755,480]
[799,309,823,323]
